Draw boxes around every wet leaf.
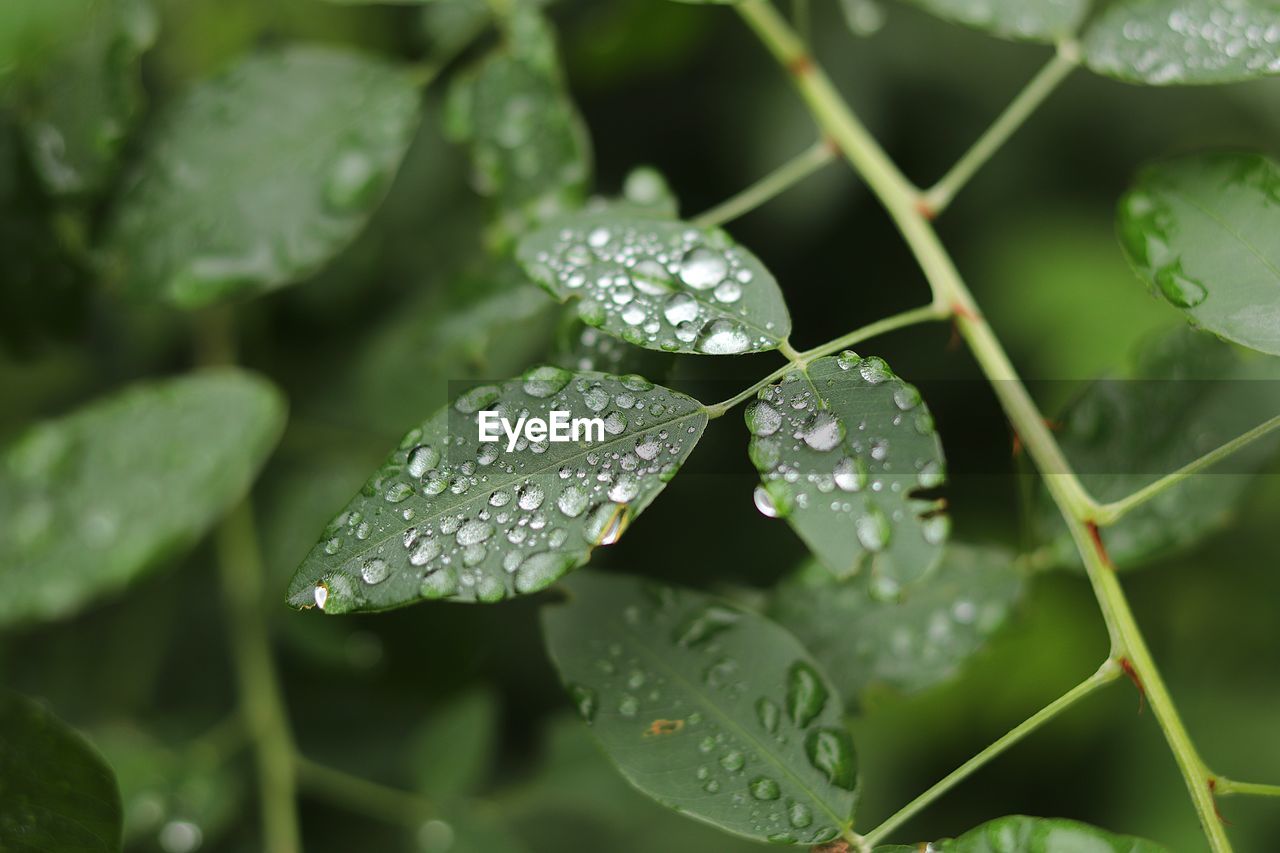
[874,814,1169,851]
[444,4,591,234]
[1039,328,1280,569]
[0,0,156,196]
[541,571,857,846]
[0,370,286,627]
[103,46,421,308]
[903,0,1087,42]
[518,211,791,355]
[770,544,1025,707]
[1118,152,1280,355]
[1084,0,1280,85]
[287,367,707,610]
[0,692,122,853]
[746,353,948,596]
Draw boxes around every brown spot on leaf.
[644,719,684,737]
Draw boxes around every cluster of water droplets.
[563,585,854,845]
[307,367,703,610]
[746,353,948,596]
[1088,0,1280,84]
[1120,187,1209,310]
[521,217,781,354]
[930,0,1080,40]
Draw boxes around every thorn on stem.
[1119,657,1146,713]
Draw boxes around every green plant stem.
[704,303,944,418]
[693,138,836,229]
[862,660,1121,846]
[215,502,302,853]
[922,42,1079,216]
[201,310,302,853]
[1093,414,1280,526]
[296,756,434,827]
[735,3,1231,848]
[1213,778,1280,798]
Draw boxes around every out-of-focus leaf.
[0,370,286,626]
[0,0,156,196]
[541,571,857,845]
[103,46,421,309]
[1118,152,1280,356]
[444,5,591,234]
[1039,328,1280,569]
[874,814,1169,851]
[0,692,122,853]
[747,353,948,596]
[770,544,1025,707]
[421,0,491,56]
[287,367,706,611]
[409,688,497,798]
[93,724,240,850]
[902,0,1087,42]
[1084,0,1280,85]
[518,211,791,355]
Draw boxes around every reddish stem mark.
[1119,657,1146,713]
[1086,521,1113,570]
[821,135,840,156]
[915,198,938,220]
[1207,779,1233,825]
[787,53,814,77]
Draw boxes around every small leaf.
[518,211,792,354]
[874,814,1169,852]
[287,368,707,611]
[902,0,1087,42]
[103,46,421,308]
[1039,328,1280,569]
[770,544,1024,707]
[0,692,122,853]
[1118,152,1280,355]
[747,353,948,595]
[0,0,157,196]
[0,370,286,627]
[444,5,591,233]
[541,571,857,846]
[1084,0,1280,85]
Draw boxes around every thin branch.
[863,661,1121,846]
[922,41,1080,216]
[295,756,435,827]
[1214,778,1280,798]
[1094,414,1280,526]
[692,138,836,229]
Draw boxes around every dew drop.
[786,661,829,726]
[679,247,728,290]
[749,776,781,801]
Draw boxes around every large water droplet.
[514,551,574,594]
[523,365,572,398]
[362,558,389,585]
[663,292,699,325]
[570,683,598,723]
[749,776,781,801]
[805,728,856,790]
[856,503,891,552]
[557,485,589,518]
[800,410,845,451]
[696,319,750,354]
[679,247,728,290]
[407,444,440,478]
[674,605,741,647]
[786,661,829,726]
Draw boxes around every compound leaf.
[0,370,286,627]
[770,544,1025,707]
[287,367,707,611]
[103,46,420,308]
[1118,152,1280,355]
[1084,0,1280,85]
[518,211,791,355]
[902,0,1088,43]
[1038,328,1280,569]
[875,814,1169,852]
[0,692,122,853]
[541,571,857,846]
[747,353,948,595]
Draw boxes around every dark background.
[2,1,1278,851]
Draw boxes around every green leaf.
[103,46,421,309]
[1118,152,1280,355]
[874,814,1169,852]
[541,571,857,846]
[517,211,792,355]
[746,352,948,595]
[444,6,591,234]
[902,0,1087,42]
[287,367,707,611]
[0,369,286,627]
[1084,0,1280,85]
[770,544,1025,707]
[0,692,122,853]
[1039,328,1280,569]
[0,0,157,196]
